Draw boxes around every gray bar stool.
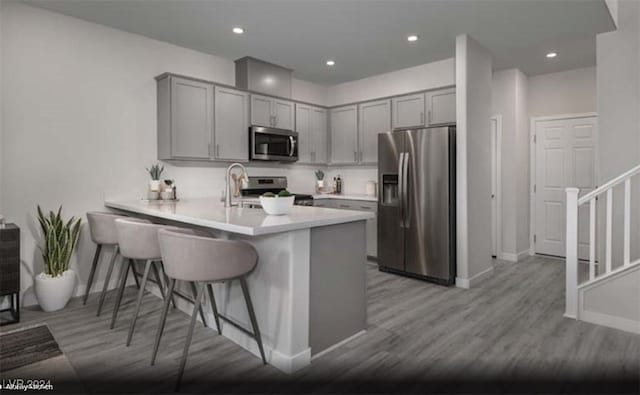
[85,212,133,311]
[112,219,208,345]
[153,228,266,390]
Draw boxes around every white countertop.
[105,197,373,236]
[312,194,377,202]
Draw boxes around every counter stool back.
[154,228,266,390]
[85,212,129,311]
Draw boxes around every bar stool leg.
[159,262,177,309]
[189,281,207,327]
[151,278,175,366]
[206,284,222,334]
[97,246,120,317]
[126,259,153,346]
[176,282,205,391]
[151,262,173,306]
[83,244,102,305]
[110,259,132,329]
[131,260,141,289]
[240,277,266,365]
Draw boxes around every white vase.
[149,180,161,192]
[35,270,76,312]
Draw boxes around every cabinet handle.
[420,112,424,124]
[208,143,212,157]
[354,151,357,162]
[359,151,363,162]
[216,144,220,157]
[428,110,432,124]
[274,115,278,126]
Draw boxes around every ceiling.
[22,0,615,85]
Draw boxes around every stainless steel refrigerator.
[377,126,456,285]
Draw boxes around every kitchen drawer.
[334,200,377,213]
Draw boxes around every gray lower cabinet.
[314,199,377,258]
[250,94,294,129]
[426,88,456,126]
[214,86,249,161]
[157,75,214,160]
[296,104,327,164]
[359,99,391,164]
[392,93,425,130]
[330,105,358,165]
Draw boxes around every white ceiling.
[22,0,615,85]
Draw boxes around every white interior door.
[534,116,597,259]
[491,118,498,257]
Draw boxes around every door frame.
[491,115,503,259]
[529,112,599,256]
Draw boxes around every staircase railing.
[565,164,640,318]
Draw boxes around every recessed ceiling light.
[546,52,557,58]
[232,27,244,34]
[407,35,419,42]
[326,60,335,66]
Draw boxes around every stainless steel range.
[241,176,314,206]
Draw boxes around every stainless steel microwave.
[249,126,298,162]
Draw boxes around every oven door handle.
[289,136,296,157]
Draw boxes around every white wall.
[0,3,324,306]
[596,0,640,263]
[491,69,529,260]
[514,70,529,256]
[327,58,455,107]
[455,34,493,287]
[292,78,328,106]
[528,67,597,118]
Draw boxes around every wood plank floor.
[2,256,638,393]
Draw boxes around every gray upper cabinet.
[359,99,391,164]
[250,94,274,127]
[311,107,328,164]
[426,88,456,126]
[296,103,328,164]
[330,105,358,165]
[392,93,425,129]
[295,104,312,163]
[251,94,294,129]
[157,75,213,160]
[214,86,249,161]
[273,99,295,130]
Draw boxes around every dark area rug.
[0,324,62,372]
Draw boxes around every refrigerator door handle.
[398,152,406,228]
[403,151,410,228]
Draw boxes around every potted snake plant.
[147,164,164,193]
[34,206,82,312]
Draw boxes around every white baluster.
[589,199,596,281]
[606,188,613,273]
[565,188,579,319]
[623,178,631,266]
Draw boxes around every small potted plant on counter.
[34,206,82,312]
[259,190,295,215]
[146,163,164,199]
[315,169,325,193]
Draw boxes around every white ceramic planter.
[149,180,161,192]
[35,270,76,312]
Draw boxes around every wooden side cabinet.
[0,224,20,325]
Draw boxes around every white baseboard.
[312,330,366,360]
[579,309,640,335]
[456,265,494,289]
[498,249,530,262]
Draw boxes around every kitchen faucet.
[225,163,247,207]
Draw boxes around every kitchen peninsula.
[104,198,373,373]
